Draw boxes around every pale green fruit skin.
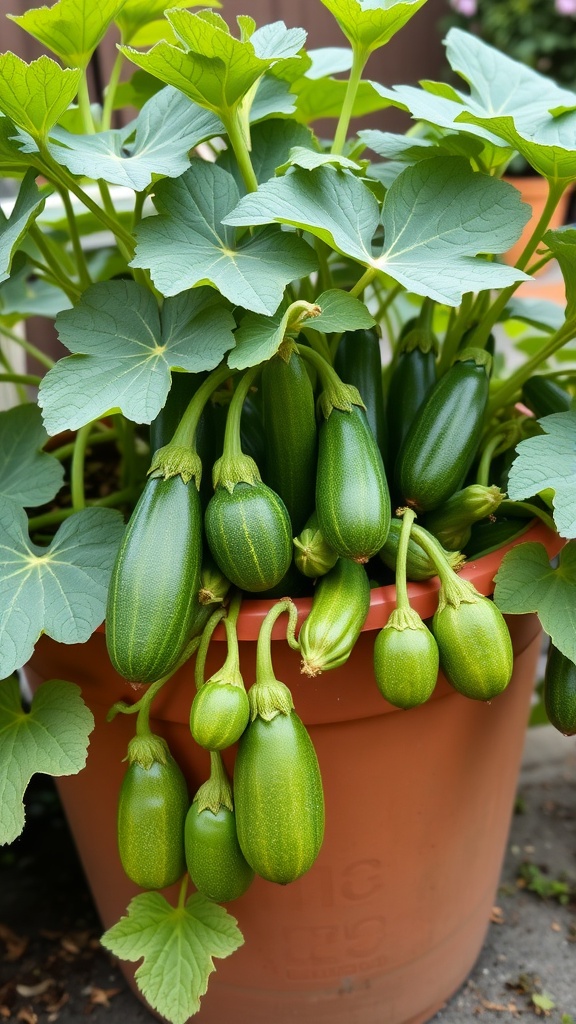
[433,597,513,701]
[373,623,439,709]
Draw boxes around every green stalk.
[255,598,300,687]
[0,322,55,371]
[56,185,92,291]
[223,111,259,193]
[177,874,189,910]
[394,508,416,614]
[70,422,93,510]
[438,292,474,375]
[350,266,377,298]
[476,433,506,488]
[0,372,41,386]
[498,499,556,532]
[27,224,81,303]
[170,364,234,450]
[487,319,576,417]
[78,73,96,133]
[27,487,139,531]
[194,607,228,691]
[332,46,368,155]
[220,364,261,462]
[51,428,117,462]
[101,51,125,131]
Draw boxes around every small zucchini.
[316,405,391,562]
[117,736,188,890]
[205,480,292,592]
[396,349,490,512]
[334,328,386,457]
[386,322,437,468]
[374,611,439,709]
[185,803,254,901]
[544,643,576,736]
[106,474,203,684]
[262,345,317,534]
[234,710,325,884]
[299,558,371,675]
[433,594,513,701]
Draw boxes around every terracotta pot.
[25,522,560,1024]
[503,175,571,274]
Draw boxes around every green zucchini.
[205,481,292,592]
[185,803,254,901]
[190,682,250,750]
[386,325,437,467]
[316,405,391,562]
[262,346,317,534]
[234,711,325,884]
[373,613,439,709]
[334,328,386,457]
[521,375,571,419]
[544,643,576,736]
[293,511,339,579]
[433,595,513,701]
[106,475,202,683]
[396,349,490,512]
[424,484,504,551]
[299,558,370,675]
[117,736,188,890]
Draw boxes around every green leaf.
[542,227,576,322]
[0,405,64,507]
[0,116,32,175]
[224,158,531,306]
[249,21,307,60]
[121,11,271,117]
[131,161,317,315]
[494,541,576,664]
[505,297,565,333]
[358,128,486,165]
[8,0,126,69]
[508,409,576,538]
[305,47,353,79]
[0,677,94,845]
[277,146,362,173]
[229,308,288,369]
[294,76,390,123]
[0,54,81,140]
[101,891,244,1024]
[306,289,376,332]
[45,88,223,191]
[0,170,48,284]
[319,0,427,55]
[443,29,576,181]
[0,263,71,320]
[116,0,220,45]
[249,75,296,121]
[39,281,235,432]
[532,993,556,1012]
[0,502,125,679]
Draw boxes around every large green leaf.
[131,161,317,315]
[0,170,48,285]
[116,0,220,44]
[0,405,64,507]
[0,54,81,140]
[507,409,576,538]
[101,891,243,1024]
[46,88,223,191]
[320,0,427,55]
[8,0,126,69]
[294,76,390,123]
[305,47,353,79]
[224,158,530,305]
[304,289,375,332]
[0,677,93,845]
[0,263,71,320]
[494,541,576,664]
[39,281,235,433]
[542,227,576,322]
[0,503,125,679]
[219,119,314,187]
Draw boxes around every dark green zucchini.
[334,328,386,458]
[205,480,292,592]
[396,349,490,512]
[262,346,317,534]
[386,325,437,469]
[106,475,203,683]
[521,376,571,419]
[316,405,391,562]
[544,643,576,736]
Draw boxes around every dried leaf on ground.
[0,923,28,961]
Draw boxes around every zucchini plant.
[1,0,576,1020]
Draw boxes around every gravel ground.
[1,726,576,1024]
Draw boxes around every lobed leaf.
[507,409,576,538]
[0,54,81,140]
[0,170,48,285]
[0,404,64,507]
[8,0,126,69]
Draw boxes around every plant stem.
[438,292,474,374]
[221,365,261,461]
[102,52,125,131]
[70,422,93,510]
[0,322,55,371]
[178,874,189,910]
[194,607,227,690]
[332,46,368,155]
[0,372,41,386]
[224,112,259,193]
[57,185,92,291]
[487,319,576,417]
[395,508,416,614]
[476,433,505,487]
[171,364,234,449]
[515,179,568,272]
[27,223,81,303]
[27,487,138,531]
[350,266,377,298]
[255,598,299,686]
[78,73,96,133]
[498,499,556,532]
[50,428,116,461]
